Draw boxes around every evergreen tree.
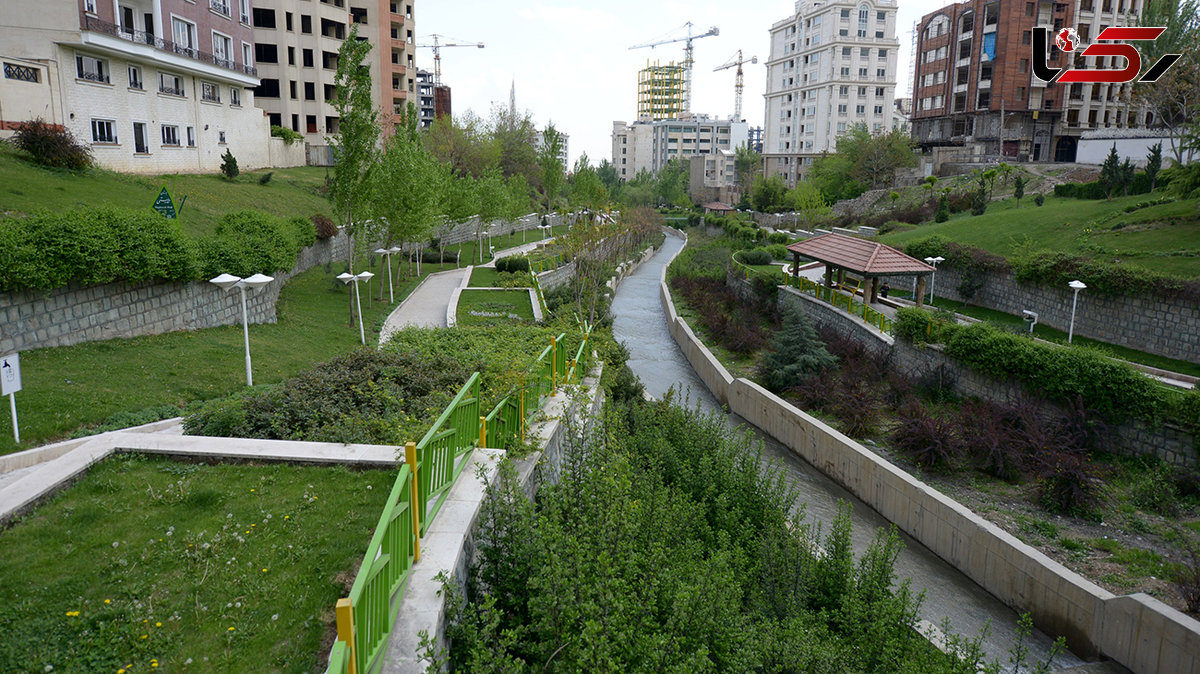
[761,308,837,391]
[1013,174,1026,206]
[1100,144,1122,199]
[1120,157,1136,197]
[1146,142,1162,192]
[935,193,950,222]
[219,149,239,179]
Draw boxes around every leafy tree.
[596,159,620,196]
[734,144,763,196]
[655,157,691,208]
[620,169,657,207]
[1100,144,1122,199]
[536,123,565,212]
[1013,174,1026,206]
[1135,0,1200,165]
[810,153,865,203]
[761,308,837,390]
[750,174,787,212]
[782,180,830,227]
[832,123,917,190]
[328,23,379,276]
[425,111,500,179]
[567,153,609,211]
[489,102,540,186]
[1146,142,1162,191]
[922,175,938,205]
[219,149,239,180]
[474,167,508,262]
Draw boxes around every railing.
[77,70,110,83]
[80,14,258,77]
[4,62,40,83]
[159,84,185,96]
[483,328,588,454]
[784,274,893,335]
[414,373,481,531]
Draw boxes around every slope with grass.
[880,193,1200,278]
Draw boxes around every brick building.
[911,0,1145,163]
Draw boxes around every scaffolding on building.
[637,61,686,121]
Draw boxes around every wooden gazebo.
[786,232,936,305]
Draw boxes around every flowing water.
[611,235,1084,670]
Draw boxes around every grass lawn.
[0,144,332,238]
[456,289,535,326]
[879,193,1200,278]
[467,266,504,288]
[0,453,394,673]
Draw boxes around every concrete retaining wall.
[662,260,1200,673]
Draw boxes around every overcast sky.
[417,0,955,168]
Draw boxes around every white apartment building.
[534,128,569,170]
[1,0,272,174]
[611,114,749,181]
[763,0,900,186]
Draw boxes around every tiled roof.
[703,202,735,211]
[785,232,935,275]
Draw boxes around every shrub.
[311,213,338,239]
[970,187,988,216]
[766,243,789,261]
[739,248,773,265]
[269,124,304,145]
[258,171,273,185]
[1012,250,1194,299]
[890,400,962,470]
[415,247,457,263]
[946,190,974,213]
[1034,193,1045,207]
[219,149,239,179]
[767,232,789,245]
[1038,450,1106,517]
[670,275,778,355]
[195,210,312,277]
[12,119,92,170]
[494,255,530,273]
[934,194,949,222]
[893,306,934,343]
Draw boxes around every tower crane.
[629,22,719,114]
[714,50,757,120]
[415,34,484,85]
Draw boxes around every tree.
[219,149,239,179]
[490,102,540,186]
[1100,144,1122,199]
[750,174,787,212]
[567,153,609,211]
[654,158,691,208]
[833,123,917,190]
[1013,175,1026,206]
[596,159,620,196]
[370,103,443,284]
[782,181,830,227]
[922,175,939,206]
[935,193,950,222]
[328,23,380,275]
[1146,143,1162,192]
[734,144,763,197]
[425,111,500,179]
[474,167,508,263]
[536,123,565,212]
[1135,0,1200,165]
[760,308,837,391]
[1120,157,1136,197]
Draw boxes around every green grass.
[467,266,503,288]
[455,289,535,326]
[0,144,333,237]
[0,453,394,673]
[879,193,1200,278]
[918,296,1200,378]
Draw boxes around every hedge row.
[0,207,317,292]
[1053,171,1157,199]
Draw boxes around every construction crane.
[629,22,719,114]
[415,34,484,86]
[713,50,757,120]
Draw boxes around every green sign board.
[153,187,176,219]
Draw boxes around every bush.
[219,149,239,179]
[766,243,789,261]
[269,125,304,145]
[311,213,338,239]
[767,232,789,245]
[494,255,530,273]
[670,275,778,355]
[946,191,974,213]
[739,248,773,265]
[1038,450,1106,517]
[934,194,949,222]
[258,171,273,185]
[1012,250,1195,300]
[195,210,314,277]
[12,119,92,170]
[1054,173,1155,200]
[890,400,962,470]
[1034,193,1046,207]
[760,308,836,391]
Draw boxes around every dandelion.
[228,626,235,632]
[141,634,148,640]
[284,515,289,520]
[104,599,112,605]
[118,670,125,674]
[271,614,279,621]
[112,542,119,549]
[250,524,255,528]
[250,489,255,492]
[155,621,162,627]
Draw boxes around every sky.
[417,0,956,168]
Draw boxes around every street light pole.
[1068,279,1086,343]
[338,271,375,345]
[209,273,274,386]
[923,256,945,305]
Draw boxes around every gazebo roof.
[703,202,735,212]
[786,232,934,276]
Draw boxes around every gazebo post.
[792,251,800,282]
[915,276,928,307]
[824,263,833,288]
[837,268,845,286]
[865,277,877,303]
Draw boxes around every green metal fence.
[414,372,481,532]
[784,275,892,335]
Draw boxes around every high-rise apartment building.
[637,61,686,121]
[611,114,749,180]
[911,0,1144,163]
[534,129,570,170]
[763,0,900,187]
[0,0,270,173]
[251,0,415,160]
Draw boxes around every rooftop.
[786,232,933,276]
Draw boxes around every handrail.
[783,274,892,335]
[414,372,480,531]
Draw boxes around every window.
[875,87,884,96]
[85,0,96,13]
[306,114,317,133]
[242,42,253,69]
[837,122,847,132]
[837,104,847,114]
[303,49,314,67]
[159,72,184,96]
[874,105,884,114]
[301,15,312,33]
[133,122,148,153]
[304,81,316,100]
[218,130,227,144]
[252,8,276,28]
[856,104,865,114]
[231,87,241,106]
[841,8,850,18]
[877,68,886,77]
[879,48,888,59]
[1022,30,1031,45]
[861,48,870,57]
[286,12,293,30]
[977,91,991,108]
[877,11,886,21]
[858,86,867,95]
[239,0,250,23]
[875,31,884,38]
[255,43,278,64]
[162,124,180,146]
[187,126,195,146]
[840,67,850,76]
[1019,58,1029,73]
[172,17,196,53]
[842,47,851,57]
[212,33,233,67]
[91,118,116,143]
[839,29,848,37]
[1017,86,1026,100]
[201,81,221,102]
[1026,1,1034,15]
[75,54,108,83]
[127,64,142,89]
[290,80,297,99]
[255,78,280,98]
[288,46,295,65]
[839,85,848,95]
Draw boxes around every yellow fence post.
[404,441,421,562]
[479,416,487,449]
[335,597,358,674]
[551,336,558,392]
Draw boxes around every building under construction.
[637,61,686,121]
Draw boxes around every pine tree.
[935,193,950,222]
[1146,142,1162,192]
[761,308,837,391]
[1013,174,1026,206]
[219,149,238,179]
[1119,158,1136,197]
[1100,144,1121,199]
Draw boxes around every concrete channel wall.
[659,234,1200,674]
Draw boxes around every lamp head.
[356,271,375,281]
[336,272,355,284]
[1069,280,1087,290]
[389,246,403,254]
[209,273,242,291]
[242,273,274,291]
[374,248,389,255]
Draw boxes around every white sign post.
[1,352,21,443]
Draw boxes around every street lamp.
[389,245,404,288]
[209,273,274,386]
[1067,280,1086,343]
[374,248,399,304]
[337,271,375,345]
[923,256,945,305]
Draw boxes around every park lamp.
[923,256,945,305]
[375,248,399,304]
[209,273,275,386]
[337,271,375,345]
[1068,280,1087,344]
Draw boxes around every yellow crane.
[415,34,484,85]
[629,22,719,114]
[714,50,757,121]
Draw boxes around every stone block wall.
[662,269,1200,673]
[886,265,1200,364]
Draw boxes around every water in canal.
[611,235,1083,670]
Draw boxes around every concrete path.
[378,268,470,341]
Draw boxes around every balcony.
[210,0,230,16]
[81,14,257,77]
[159,83,185,96]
